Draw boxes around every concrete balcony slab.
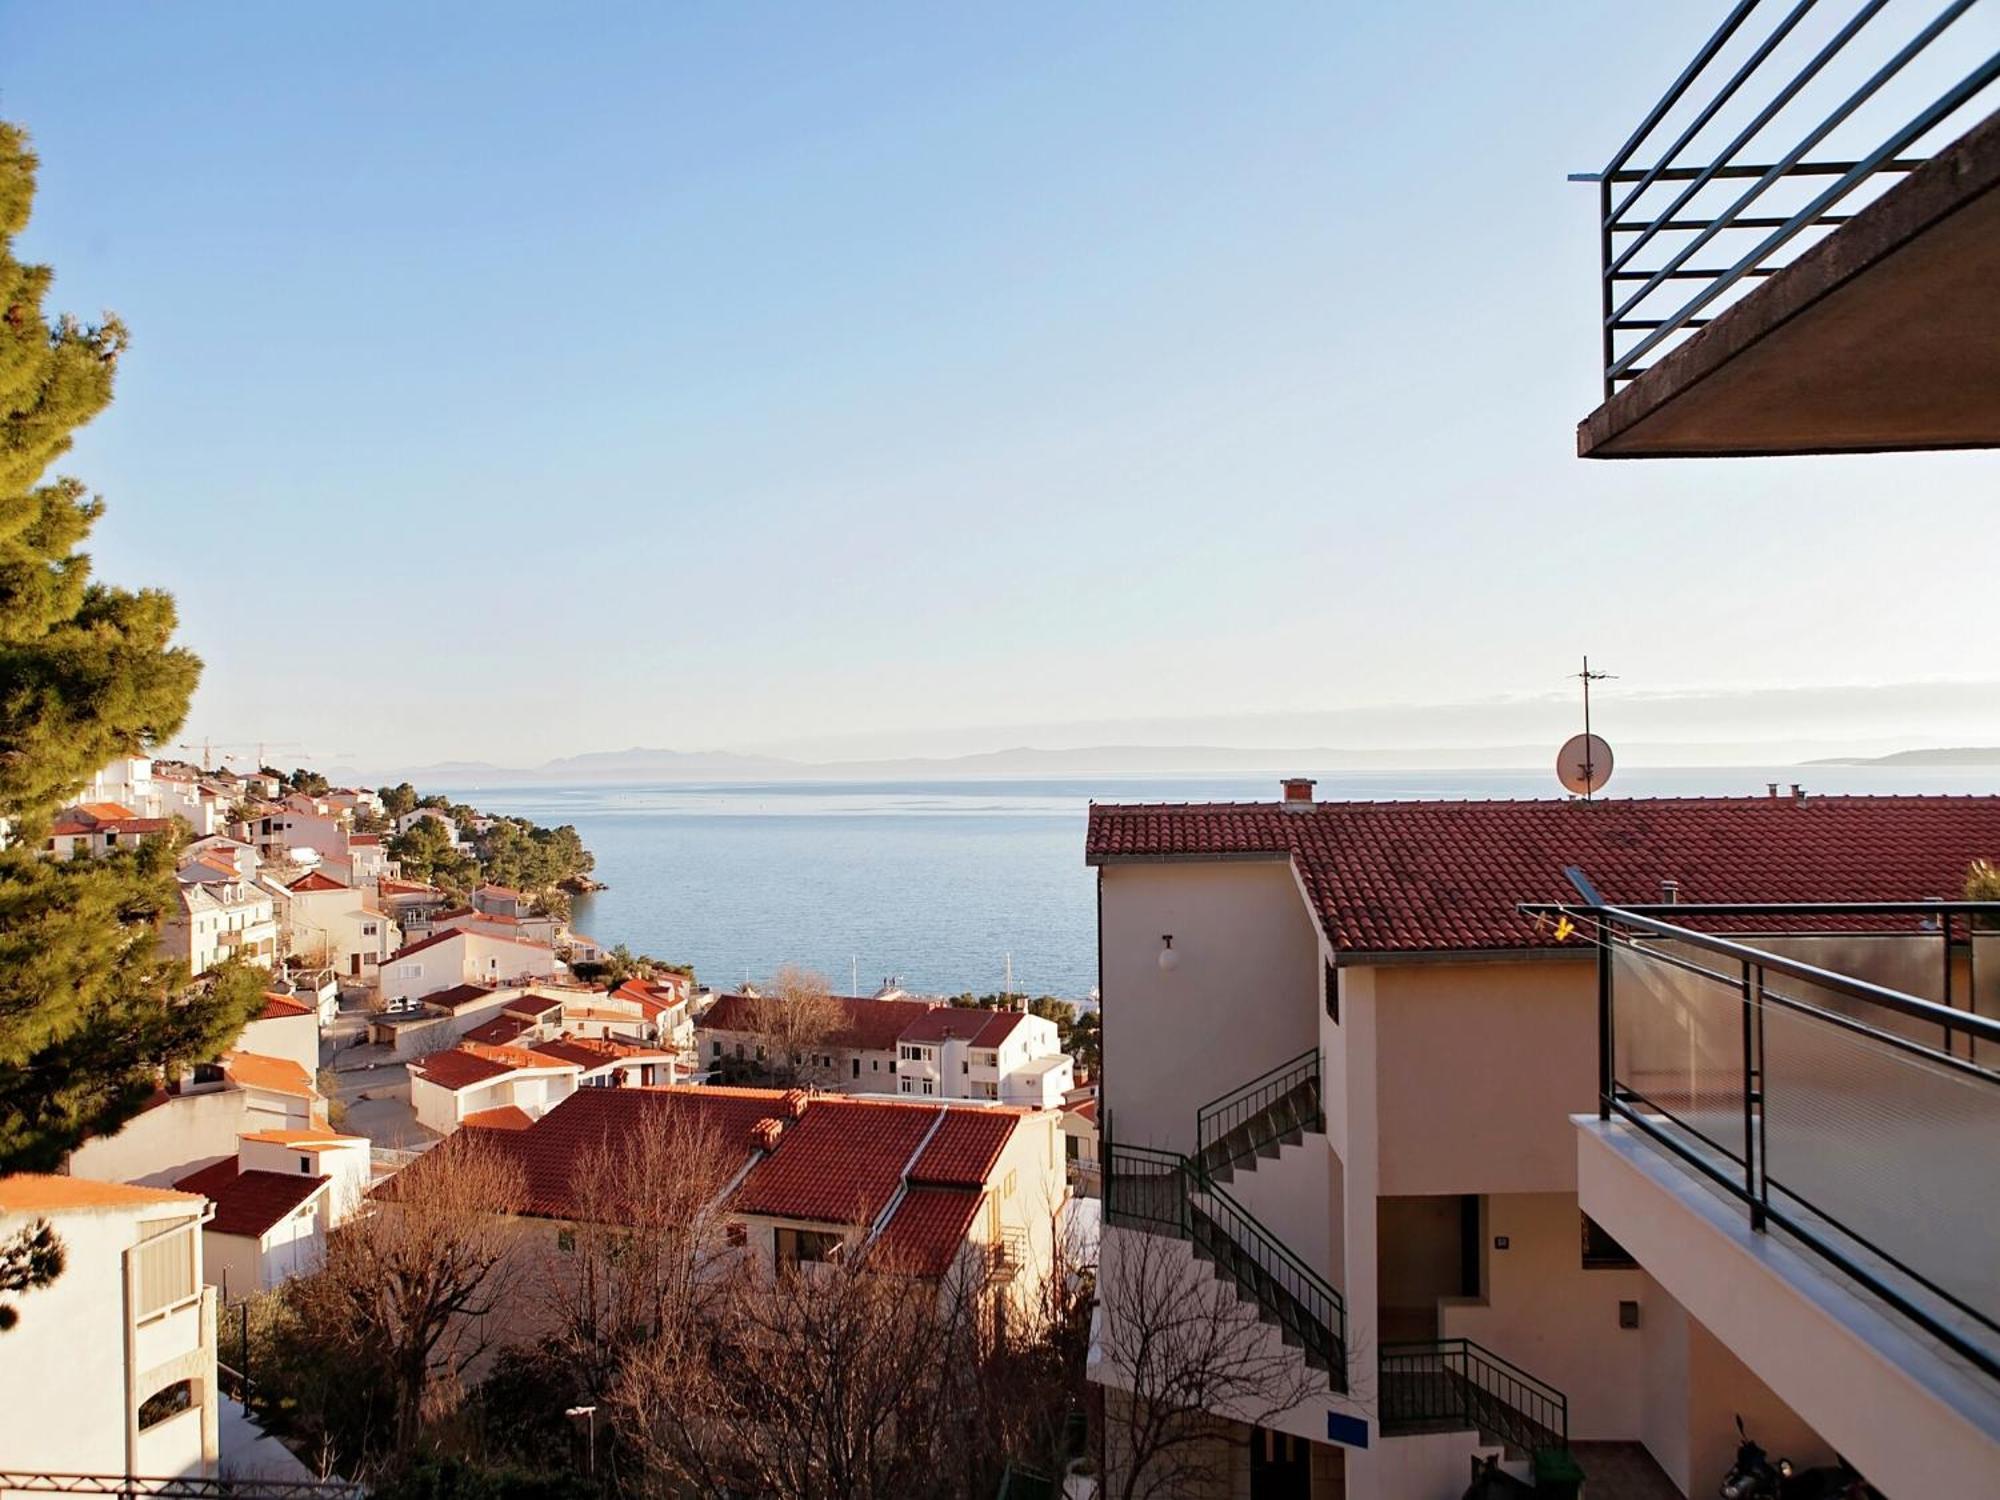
[1580,111,2000,458]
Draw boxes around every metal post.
[1598,175,1615,399]
[1741,962,1764,1231]
[1941,909,1955,1057]
[1754,965,1769,1225]
[1597,920,1613,1120]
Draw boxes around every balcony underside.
[1580,110,2000,459]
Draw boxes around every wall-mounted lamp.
[1158,934,1179,973]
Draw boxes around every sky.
[4,3,1996,773]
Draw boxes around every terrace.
[1529,886,2000,1496]
[1576,0,2000,457]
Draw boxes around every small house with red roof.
[44,802,176,861]
[381,927,562,1008]
[279,868,395,979]
[408,1042,582,1136]
[173,1128,370,1296]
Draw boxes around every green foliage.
[1967,859,2000,930]
[287,768,329,798]
[387,816,479,894]
[0,1216,63,1331]
[473,818,593,905]
[378,782,419,819]
[0,121,260,1170]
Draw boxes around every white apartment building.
[161,879,280,975]
[0,1175,220,1478]
[380,927,562,1006]
[280,869,395,979]
[894,1007,1073,1106]
[1086,787,2000,1500]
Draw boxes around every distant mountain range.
[1803,747,2000,767]
[331,739,2000,788]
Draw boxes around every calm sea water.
[443,768,2000,1000]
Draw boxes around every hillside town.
[4,6,2000,1500]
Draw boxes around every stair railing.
[1195,1047,1322,1169]
[1379,1337,1569,1454]
[1103,1140,1347,1388]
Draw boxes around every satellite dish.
[1558,733,1614,796]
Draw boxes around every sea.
[441,767,2000,1003]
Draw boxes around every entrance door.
[1249,1426,1311,1500]
[350,952,361,977]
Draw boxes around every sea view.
[446,765,2000,1000]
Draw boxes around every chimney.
[783,1087,810,1119]
[1281,777,1317,809]
[752,1117,785,1152]
[1791,784,1806,801]
[1660,878,1680,904]
[1767,783,1779,798]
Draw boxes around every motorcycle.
[1720,1416,1881,1500]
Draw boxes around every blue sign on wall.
[1325,1411,1369,1449]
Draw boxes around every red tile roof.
[395,927,555,960]
[870,1187,983,1277]
[379,878,442,898]
[729,1097,942,1227]
[462,1105,536,1132]
[259,992,313,1020]
[898,1008,1029,1048]
[531,1037,670,1069]
[423,982,499,1011]
[287,871,348,893]
[468,1086,783,1217]
[700,993,943,1052]
[1086,796,2000,954]
[223,1051,316,1099]
[908,1108,1020,1188]
[348,834,381,846]
[410,1042,578,1092]
[464,1014,532,1046]
[176,1160,328,1238]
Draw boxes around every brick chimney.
[783,1088,810,1119]
[753,1117,785,1152]
[1280,777,1317,809]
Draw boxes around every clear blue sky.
[6,3,1995,771]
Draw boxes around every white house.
[237,804,349,864]
[44,803,176,860]
[180,835,260,882]
[0,1175,219,1478]
[394,806,463,845]
[894,1007,1072,1106]
[408,1043,582,1135]
[381,927,562,1007]
[71,754,161,816]
[174,1130,370,1298]
[528,1035,680,1088]
[161,880,280,976]
[282,869,394,979]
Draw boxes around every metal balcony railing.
[1524,889,2000,1380]
[1195,1046,1322,1178]
[1102,1142,1348,1385]
[1379,1338,1570,1456]
[1580,0,2000,397]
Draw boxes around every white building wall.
[69,1089,247,1187]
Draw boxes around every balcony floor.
[1579,110,2000,458]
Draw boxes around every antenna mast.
[1575,655,1616,800]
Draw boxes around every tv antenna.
[1558,655,1616,800]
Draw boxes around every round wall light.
[1158,934,1179,973]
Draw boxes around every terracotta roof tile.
[0,1174,200,1213]
[1085,795,2000,954]
[462,1105,536,1131]
[465,1014,532,1046]
[909,1108,1020,1187]
[700,994,942,1052]
[871,1187,983,1277]
[287,871,348,893]
[224,1051,316,1099]
[729,1098,942,1226]
[898,1008,1029,1048]
[410,1043,578,1091]
[176,1160,328,1237]
[259,992,313,1020]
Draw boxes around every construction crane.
[173,740,314,773]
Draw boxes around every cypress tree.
[0,120,263,1169]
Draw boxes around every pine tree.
[0,120,263,1169]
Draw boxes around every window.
[299,1155,312,1173]
[1582,1212,1636,1269]
[900,1079,912,1094]
[712,1041,723,1059]
[138,1379,192,1430]
[775,1227,843,1266]
[852,1058,860,1080]
[556,1229,576,1253]
[921,1080,934,1096]
[1065,1133,1080,1161]
[1003,1169,1016,1198]
[363,923,378,937]
[1325,961,1340,1024]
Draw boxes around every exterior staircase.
[1194,1046,1323,1184]
[1379,1338,1569,1460]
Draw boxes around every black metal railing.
[0,1478,363,1500]
[1524,892,2000,1380]
[1102,1142,1347,1386]
[1379,1339,1569,1456]
[1195,1047,1322,1176]
[1581,0,2000,396]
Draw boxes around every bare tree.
[744,963,844,1087]
[620,1246,1017,1500]
[533,1096,740,1408]
[289,1134,527,1460]
[1094,1226,1326,1500]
